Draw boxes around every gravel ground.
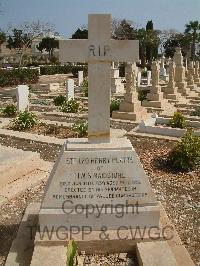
[0,136,199,265]
[7,122,77,139]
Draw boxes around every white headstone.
[147,70,151,86]
[78,71,84,86]
[66,79,74,100]
[137,72,141,86]
[160,55,167,77]
[16,85,29,112]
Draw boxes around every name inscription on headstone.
[42,150,153,209]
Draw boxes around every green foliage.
[2,104,17,117]
[81,78,88,97]
[110,98,121,116]
[141,69,147,77]
[53,95,66,106]
[137,27,160,66]
[14,111,38,130]
[184,20,200,59]
[169,112,186,129]
[7,29,31,50]
[113,19,137,40]
[32,99,49,105]
[40,65,88,77]
[61,99,79,113]
[71,28,88,39]
[138,90,147,103]
[168,129,200,170]
[146,20,153,31]
[37,37,59,58]
[66,240,77,266]
[0,31,6,45]
[191,107,200,117]
[163,33,188,58]
[0,69,39,87]
[72,121,88,137]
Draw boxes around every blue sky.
[0,0,200,37]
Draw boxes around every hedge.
[40,65,88,77]
[0,69,39,87]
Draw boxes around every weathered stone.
[16,85,29,112]
[112,63,147,121]
[59,14,139,143]
[66,79,74,100]
[136,241,177,266]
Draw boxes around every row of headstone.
[174,47,199,96]
[15,78,75,112]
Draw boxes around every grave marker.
[78,71,84,86]
[16,85,29,112]
[112,63,147,121]
[59,14,139,143]
[137,71,141,87]
[39,14,160,244]
[66,79,74,100]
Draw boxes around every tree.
[163,33,189,58]
[0,31,6,53]
[112,19,137,40]
[158,29,179,54]
[137,28,147,66]
[184,20,200,60]
[7,21,55,67]
[136,27,159,66]
[146,20,153,31]
[7,29,30,49]
[71,28,88,39]
[145,20,159,63]
[37,37,59,59]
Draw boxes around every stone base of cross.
[59,14,139,143]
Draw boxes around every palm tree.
[184,20,200,60]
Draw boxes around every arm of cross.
[59,40,88,63]
[59,39,139,63]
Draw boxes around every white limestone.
[39,138,159,231]
[66,79,74,100]
[137,71,141,87]
[59,14,139,143]
[174,47,190,95]
[147,70,151,86]
[111,66,124,94]
[16,85,29,112]
[159,55,167,77]
[112,63,147,121]
[142,61,164,108]
[78,71,84,86]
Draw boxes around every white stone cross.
[59,14,139,143]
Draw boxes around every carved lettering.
[88,45,111,57]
